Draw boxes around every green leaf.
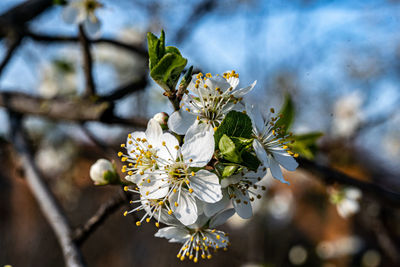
[222,165,239,177]
[241,151,260,171]
[289,132,323,160]
[275,94,295,133]
[231,136,253,151]
[219,134,242,163]
[214,111,253,146]
[147,32,160,70]
[150,53,188,91]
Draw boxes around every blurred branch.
[9,112,86,267]
[73,191,126,245]
[99,76,148,102]
[0,36,22,76]
[26,31,148,57]
[0,0,53,39]
[298,157,400,207]
[174,0,215,44]
[78,25,96,97]
[0,91,148,128]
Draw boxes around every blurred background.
[0,0,399,266]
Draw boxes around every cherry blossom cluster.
[118,71,299,262]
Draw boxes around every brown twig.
[26,31,148,57]
[98,76,148,102]
[298,157,400,207]
[9,112,86,267]
[73,191,126,245]
[78,25,96,97]
[0,91,148,128]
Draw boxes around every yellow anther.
[195,84,199,89]
[120,143,125,148]
[186,108,191,112]
[216,235,220,240]
[206,73,212,78]
[173,188,177,193]
[180,256,185,261]
[270,108,275,113]
[196,116,200,120]
[223,247,228,251]
[158,201,164,205]
[168,210,173,215]
[128,134,132,139]
[177,253,181,258]
[213,127,217,131]
[174,145,179,150]
[189,255,193,260]
[194,257,198,263]
[162,141,166,146]
[146,218,150,223]
[123,211,128,216]
[282,145,288,149]
[146,191,149,196]
[294,153,299,158]
[147,178,151,183]
[207,255,212,259]
[129,200,133,204]
[155,222,160,228]
[121,157,127,162]
[201,254,206,259]
[128,140,133,145]
[174,202,179,207]
[136,221,141,226]
[118,152,123,157]
[148,144,152,149]
[196,246,200,251]
[191,171,195,176]
[211,229,216,233]
[124,186,129,192]
[127,171,133,175]
[189,188,194,193]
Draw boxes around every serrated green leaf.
[222,165,239,177]
[214,111,252,146]
[147,32,160,70]
[275,94,295,133]
[150,53,187,91]
[219,134,242,163]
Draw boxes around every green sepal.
[222,165,239,177]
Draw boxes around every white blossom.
[246,105,298,184]
[168,71,256,135]
[62,0,103,38]
[155,209,235,262]
[330,187,362,218]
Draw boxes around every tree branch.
[0,91,148,128]
[98,76,148,102]
[298,157,400,207]
[9,112,86,267]
[78,25,96,97]
[73,191,125,245]
[26,31,148,57]
[0,36,22,76]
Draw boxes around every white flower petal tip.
[169,190,198,226]
[190,170,222,203]
[168,109,196,135]
[209,208,235,228]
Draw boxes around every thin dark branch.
[73,191,125,245]
[78,25,96,97]
[0,36,22,76]
[26,31,148,57]
[298,157,400,207]
[98,76,148,102]
[9,112,86,267]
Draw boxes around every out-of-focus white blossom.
[62,0,103,38]
[332,91,364,138]
[152,112,169,130]
[329,187,362,218]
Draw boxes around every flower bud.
[152,112,169,130]
[89,159,118,185]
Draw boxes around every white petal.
[243,166,267,184]
[209,208,235,228]
[232,80,256,98]
[190,170,222,203]
[138,175,169,199]
[246,104,265,135]
[221,174,242,188]
[83,17,101,38]
[253,139,269,167]
[62,6,80,24]
[184,119,213,143]
[145,118,163,145]
[181,130,214,167]
[272,152,298,171]
[205,76,231,91]
[157,133,179,162]
[124,173,141,184]
[337,199,359,218]
[154,226,190,243]
[126,131,146,157]
[203,189,230,217]
[232,187,253,219]
[168,109,197,135]
[169,190,198,225]
[187,213,210,229]
[345,188,362,200]
[269,157,289,184]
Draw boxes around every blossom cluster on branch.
[108,31,299,262]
